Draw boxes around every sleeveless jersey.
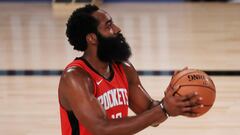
[59,58,129,135]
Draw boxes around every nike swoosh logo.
[97,79,103,85]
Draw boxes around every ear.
[86,33,97,45]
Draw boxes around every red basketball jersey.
[59,58,129,135]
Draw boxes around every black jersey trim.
[75,57,114,81]
[67,111,80,135]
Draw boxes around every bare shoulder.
[62,66,91,80]
[60,66,94,92]
[122,61,135,72]
[59,66,95,110]
[121,61,139,83]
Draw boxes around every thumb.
[170,85,180,96]
[165,84,180,96]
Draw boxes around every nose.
[113,23,121,34]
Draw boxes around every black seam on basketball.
[172,85,183,96]
[172,71,200,86]
[179,84,215,92]
[174,92,182,96]
[209,78,216,89]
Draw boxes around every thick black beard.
[96,33,132,63]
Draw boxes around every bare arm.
[122,62,160,114]
[58,67,167,135]
[122,62,164,127]
[122,62,203,119]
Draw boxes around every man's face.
[92,10,132,63]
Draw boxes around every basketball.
[170,69,216,117]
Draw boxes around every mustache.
[115,33,125,41]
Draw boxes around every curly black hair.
[66,4,99,51]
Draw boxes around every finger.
[182,112,198,117]
[179,91,198,101]
[179,96,203,107]
[164,85,172,96]
[167,85,180,96]
[181,104,204,112]
[181,106,193,112]
[178,100,193,107]
[182,104,204,117]
[189,96,203,105]
[173,85,180,91]
[191,104,204,110]
[164,85,173,95]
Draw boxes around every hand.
[162,85,203,117]
[164,67,188,95]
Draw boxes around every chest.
[94,77,129,119]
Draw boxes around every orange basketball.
[170,69,216,117]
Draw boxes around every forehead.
[92,10,112,25]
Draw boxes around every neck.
[82,53,111,78]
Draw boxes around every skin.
[58,9,203,135]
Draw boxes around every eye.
[106,23,112,29]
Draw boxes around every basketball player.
[58,4,203,135]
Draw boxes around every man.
[58,4,202,135]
